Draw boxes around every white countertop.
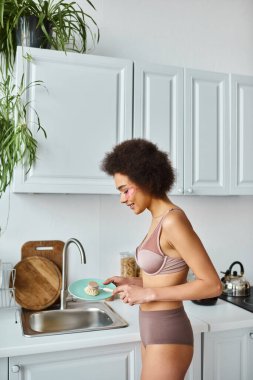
[184,299,253,332]
[1,299,253,358]
[0,299,206,358]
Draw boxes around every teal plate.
[68,278,115,301]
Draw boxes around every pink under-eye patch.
[125,187,135,199]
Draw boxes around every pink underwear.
[139,307,193,347]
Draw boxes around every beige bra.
[135,208,188,276]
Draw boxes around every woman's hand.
[103,276,130,287]
[103,276,143,287]
[113,284,154,306]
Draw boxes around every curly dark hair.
[101,139,175,197]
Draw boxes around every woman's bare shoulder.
[163,207,193,229]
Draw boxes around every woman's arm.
[113,211,222,305]
[149,211,222,302]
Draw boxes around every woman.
[102,139,222,380]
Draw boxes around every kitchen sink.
[20,300,128,337]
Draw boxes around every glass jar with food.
[120,252,138,278]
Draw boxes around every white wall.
[91,0,253,75]
[0,0,253,285]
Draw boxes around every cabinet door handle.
[250,332,253,339]
[187,188,193,194]
[177,188,183,194]
[11,365,21,373]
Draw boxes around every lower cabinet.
[9,342,141,380]
[8,335,201,380]
[203,327,253,380]
[0,358,8,380]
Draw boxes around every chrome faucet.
[60,238,86,310]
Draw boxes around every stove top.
[219,286,253,313]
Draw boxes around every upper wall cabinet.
[133,63,184,194]
[230,74,253,195]
[133,64,230,195]
[184,69,229,195]
[13,49,253,195]
[13,47,133,194]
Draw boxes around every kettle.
[221,261,251,297]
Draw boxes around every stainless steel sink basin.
[20,300,128,337]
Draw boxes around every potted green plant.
[0,0,100,71]
[0,67,46,197]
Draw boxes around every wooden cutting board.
[21,240,64,272]
[12,256,62,311]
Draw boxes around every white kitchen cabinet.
[230,74,253,194]
[0,358,8,380]
[133,62,184,194]
[248,330,253,379]
[7,335,201,380]
[13,47,133,194]
[184,69,229,195]
[9,342,141,380]
[13,48,252,196]
[203,327,253,380]
[133,64,230,195]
